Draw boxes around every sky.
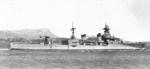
[0,0,150,42]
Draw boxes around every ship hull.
[10,43,144,50]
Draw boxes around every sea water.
[0,46,150,69]
[0,50,150,69]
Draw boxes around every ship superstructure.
[80,22,121,46]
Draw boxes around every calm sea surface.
[0,48,150,69]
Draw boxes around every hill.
[0,28,57,39]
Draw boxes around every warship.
[10,22,145,50]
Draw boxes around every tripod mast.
[70,22,76,39]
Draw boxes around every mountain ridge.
[0,28,58,39]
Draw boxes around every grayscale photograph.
[0,0,150,69]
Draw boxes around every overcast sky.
[0,0,150,41]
